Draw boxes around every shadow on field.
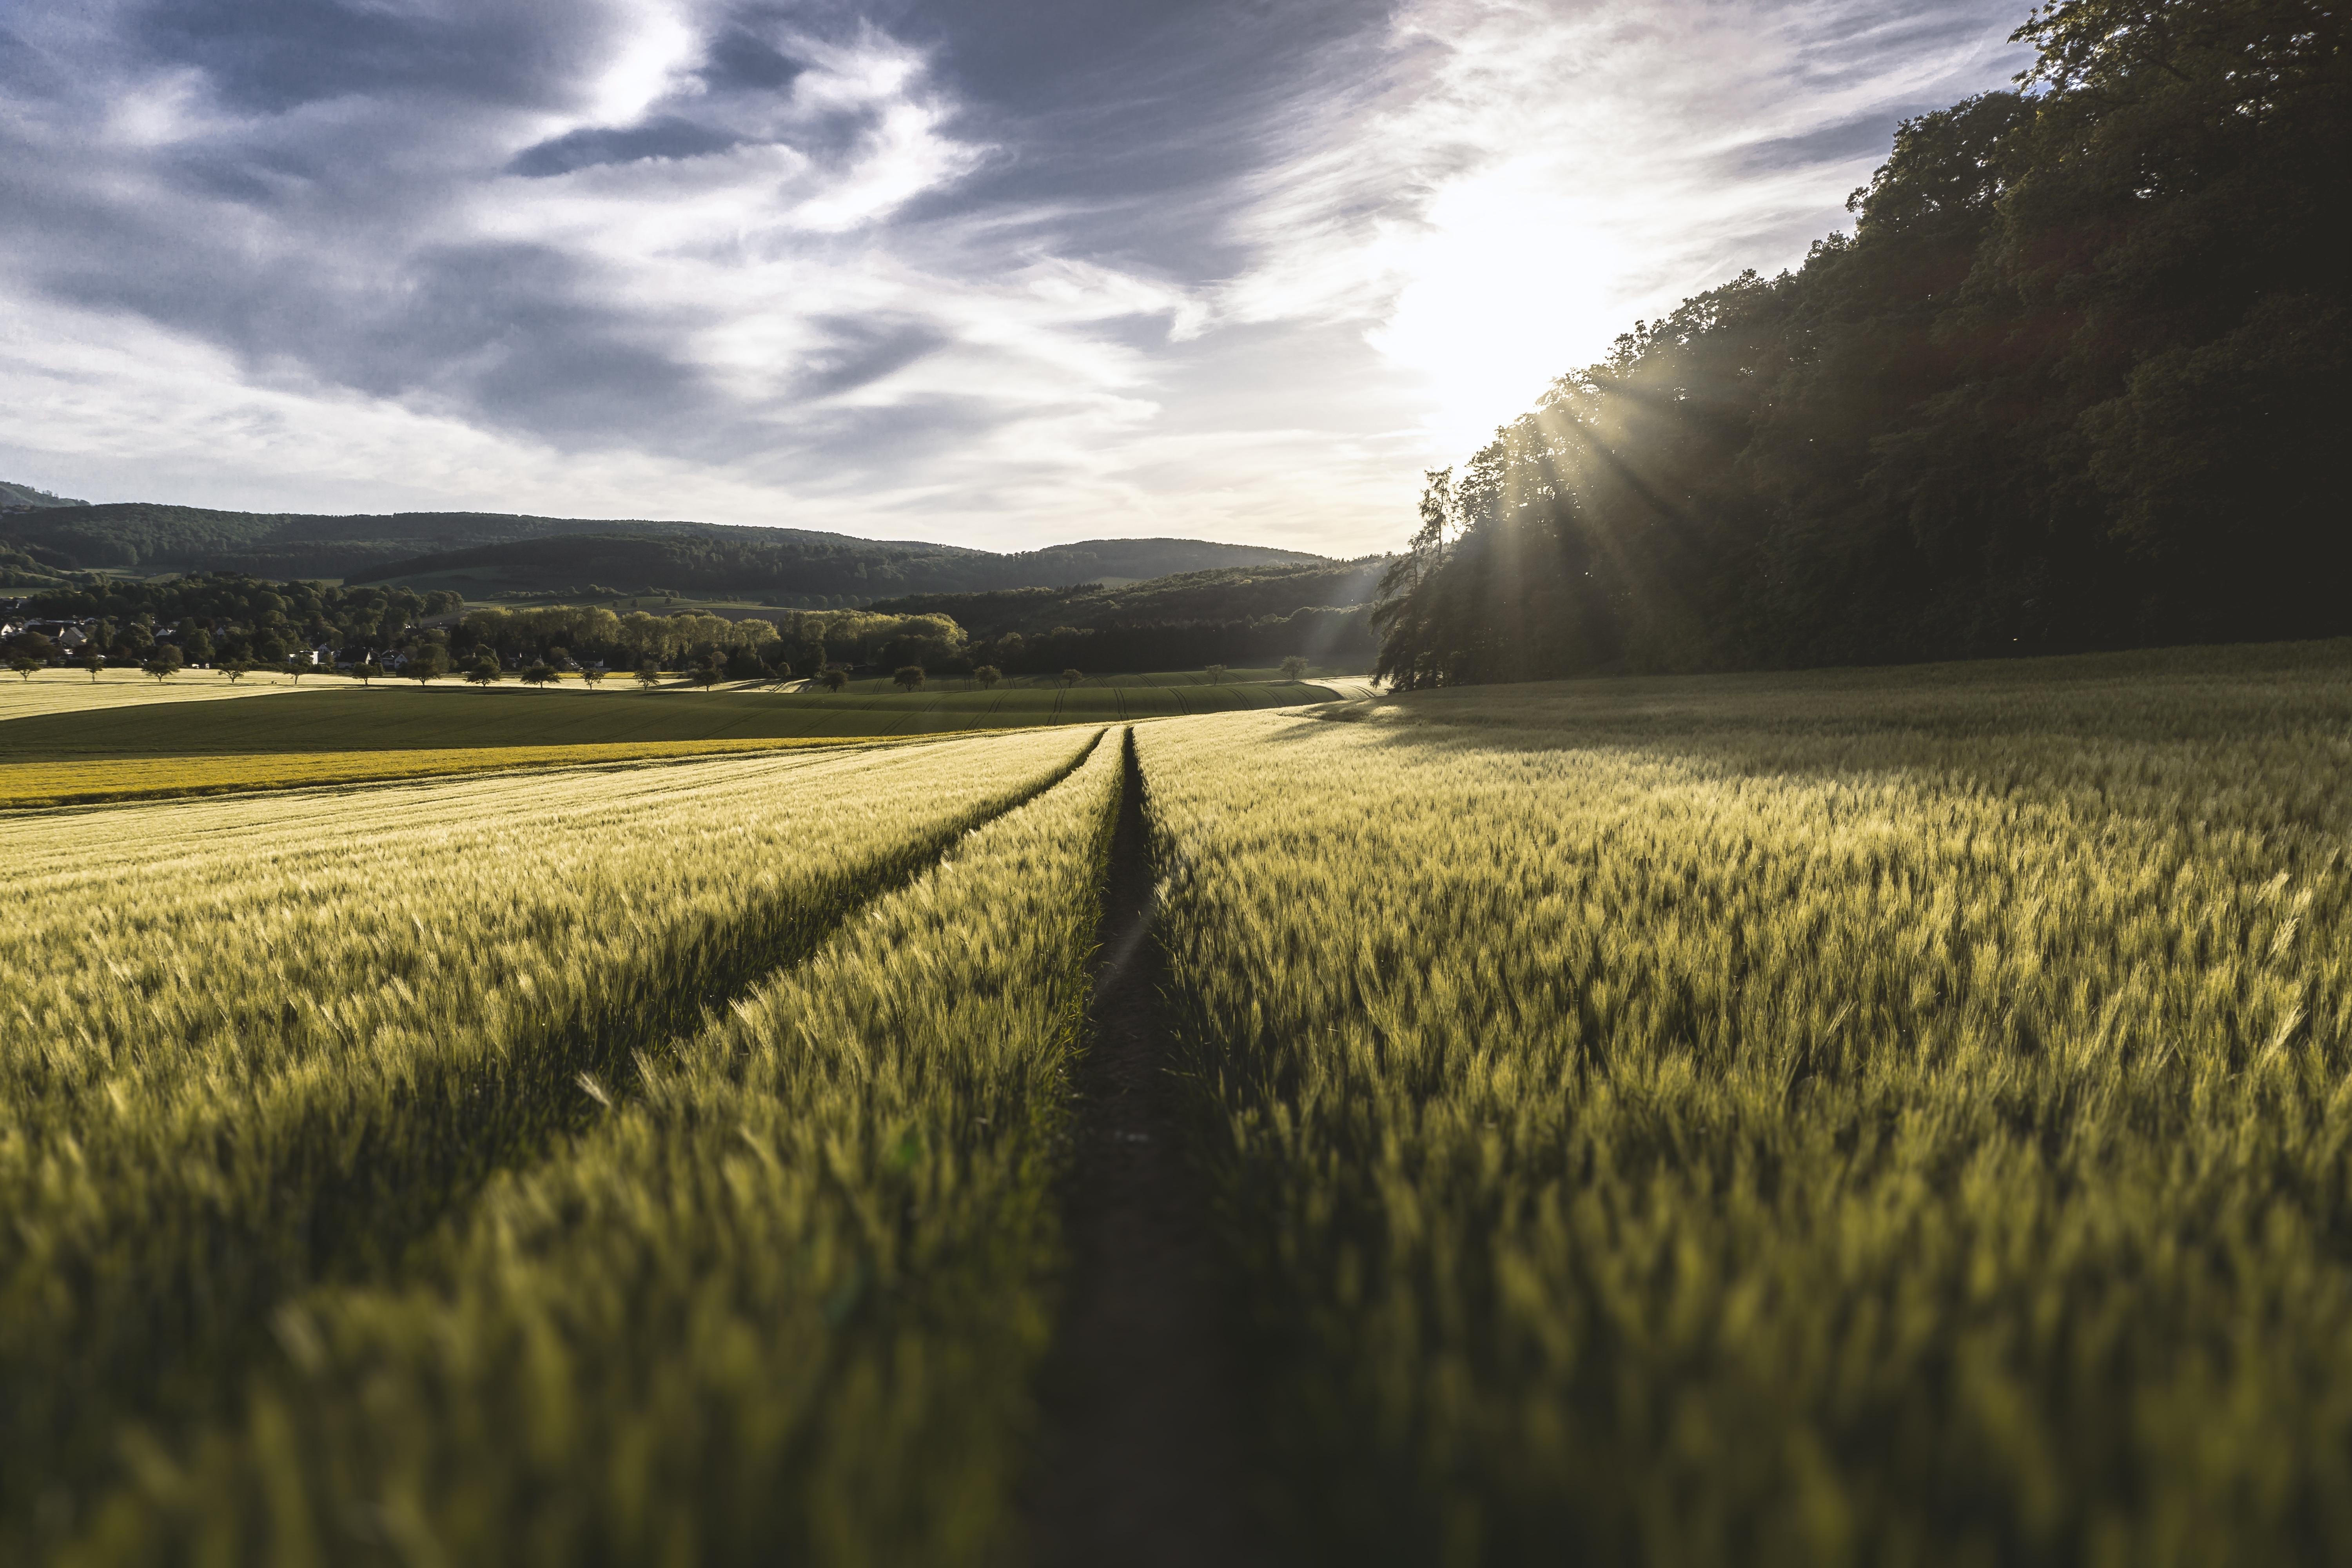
[1028,730,1274,1568]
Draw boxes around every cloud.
[0,0,2033,555]
[1212,0,2032,456]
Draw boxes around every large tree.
[1374,0,2348,688]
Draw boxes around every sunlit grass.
[1141,641,2352,1565]
[0,666,306,719]
[0,734,938,807]
[56,730,1126,1566]
[0,727,1100,1557]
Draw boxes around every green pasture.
[0,676,1343,761]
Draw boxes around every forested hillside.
[1374,0,2347,688]
[0,483,87,512]
[870,559,1385,634]
[867,559,1386,673]
[348,532,1325,598]
[0,499,1325,598]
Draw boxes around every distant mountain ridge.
[0,481,91,512]
[0,491,1328,597]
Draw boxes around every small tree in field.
[894,665,925,693]
[688,658,725,692]
[1205,663,1228,685]
[1060,668,1083,689]
[285,657,309,684]
[635,661,662,690]
[10,657,38,683]
[466,658,502,690]
[80,651,105,682]
[221,660,250,683]
[820,667,848,694]
[1279,655,1308,682]
[521,663,558,689]
[142,647,184,684]
[354,659,385,686]
[407,646,450,688]
[973,665,1001,690]
[763,659,792,689]
[581,666,607,690]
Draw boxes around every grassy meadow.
[9,639,2350,1563]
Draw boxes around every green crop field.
[0,667,305,721]
[9,640,2352,1564]
[0,678,1341,763]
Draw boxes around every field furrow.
[0,727,1100,1551]
[56,727,1129,1567]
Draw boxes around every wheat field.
[0,735,932,808]
[1138,642,2352,1565]
[0,667,304,719]
[11,642,2352,1564]
[2,727,1102,1561]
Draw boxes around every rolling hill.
[0,491,1329,600]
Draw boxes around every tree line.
[1374,0,2347,688]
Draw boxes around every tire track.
[1030,728,1270,1568]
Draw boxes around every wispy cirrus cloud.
[0,0,2032,553]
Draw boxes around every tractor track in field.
[1030,728,1271,1568]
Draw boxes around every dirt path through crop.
[1029,728,1271,1568]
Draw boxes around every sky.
[0,0,2033,556]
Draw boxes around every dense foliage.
[873,560,1386,635]
[1374,0,2348,687]
[11,575,462,665]
[447,604,965,673]
[871,561,1385,673]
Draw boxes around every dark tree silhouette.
[893,665,926,692]
[1373,0,2349,686]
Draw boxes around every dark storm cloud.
[794,316,952,398]
[509,118,748,178]
[133,0,631,114]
